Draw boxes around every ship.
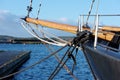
[22,14,120,80]
[20,0,120,80]
[1,0,119,80]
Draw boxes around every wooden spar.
[24,17,119,41]
[25,17,78,34]
[101,26,120,32]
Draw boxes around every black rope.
[36,2,42,19]
[76,30,97,79]
[0,45,67,80]
[48,36,83,80]
[48,47,77,80]
[27,0,33,17]
[49,57,69,80]
[48,44,73,80]
[72,48,78,73]
[86,0,95,24]
[45,45,79,80]
[41,30,93,80]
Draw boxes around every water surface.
[0,44,93,80]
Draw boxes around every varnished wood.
[102,26,120,32]
[25,17,119,41]
[26,17,78,34]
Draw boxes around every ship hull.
[83,42,120,80]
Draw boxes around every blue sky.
[0,0,120,37]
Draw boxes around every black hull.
[83,43,120,80]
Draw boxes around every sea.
[0,44,94,80]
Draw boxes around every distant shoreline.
[0,35,74,44]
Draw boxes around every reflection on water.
[0,44,93,80]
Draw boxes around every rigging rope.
[12,20,93,80]
[20,0,98,79]
[0,45,67,80]
[48,38,81,80]
[48,57,69,80]
[32,22,78,79]
[21,21,66,46]
[72,49,78,73]
[48,46,73,79]
[47,30,93,80]
[44,44,78,80]
[34,25,68,43]
[92,0,100,31]
[25,0,69,46]
[27,0,33,17]
[86,0,95,24]
[24,20,78,80]
[34,25,68,45]
[36,0,42,19]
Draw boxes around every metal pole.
[78,16,81,32]
[80,15,84,32]
[79,15,84,32]
[94,14,99,48]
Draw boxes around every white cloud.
[54,17,77,26]
[0,10,9,14]
[0,10,32,37]
[59,17,68,22]
[0,10,9,21]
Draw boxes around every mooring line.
[0,45,67,80]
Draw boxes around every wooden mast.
[24,17,120,41]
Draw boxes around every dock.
[0,51,31,79]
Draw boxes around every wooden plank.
[93,32,115,41]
